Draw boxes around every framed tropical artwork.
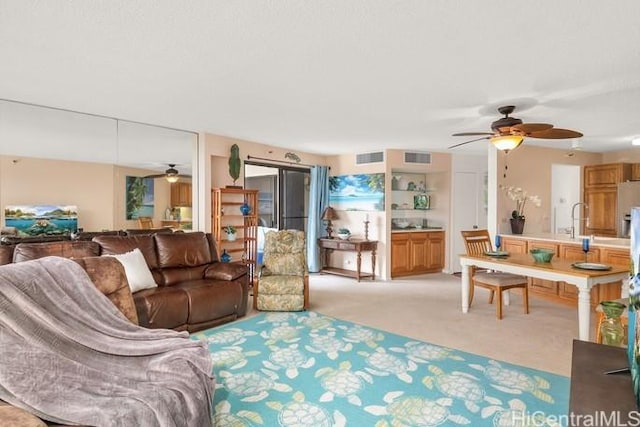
[126,176,154,219]
[329,173,385,211]
[4,205,78,236]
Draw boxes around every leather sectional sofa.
[0,231,249,333]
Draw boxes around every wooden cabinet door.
[391,234,411,277]
[596,248,629,304]
[171,182,192,206]
[584,163,630,188]
[584,188,618,236]
[409,232,429,272]
[426,231,445,270]
[501,237,527,254]
[559,244,601,303]
[528,241,560,296]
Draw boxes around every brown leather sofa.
[94,232,248,332]
[0,231,249,333]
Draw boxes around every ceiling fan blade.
[448,136,491,149]
[527,128,584,139]
[452,132,494,137]
[511,123,554,134]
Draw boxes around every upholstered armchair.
[253,229,309,311]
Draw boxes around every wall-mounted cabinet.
[583,163,631,237]
[171,182,192,207]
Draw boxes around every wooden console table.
[318,238,377,282]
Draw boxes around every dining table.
[459,252,630,341]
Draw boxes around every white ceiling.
[2,1,640,156]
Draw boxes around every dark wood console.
[318,238,377,282]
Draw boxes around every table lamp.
[321,206,339,238]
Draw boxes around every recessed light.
[633,137,640,146]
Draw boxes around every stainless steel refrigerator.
[617,181,640,237]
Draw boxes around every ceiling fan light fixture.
[165,165,180,183]
[490,135,524,151]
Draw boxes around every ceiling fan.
[144,164,190,183]
[448,105,583,151]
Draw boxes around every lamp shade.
[322,206,338,221]
[490,135,524,151]
[165,165,180,183]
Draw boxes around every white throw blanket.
[0,256,214,426]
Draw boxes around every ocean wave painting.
[329,173,385,211]
[4,204,78,236]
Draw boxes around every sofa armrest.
[204,262,247,281]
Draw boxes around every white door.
[551,164,581,234]
[452,170,487,272]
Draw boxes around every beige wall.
[495,146,602,234]
[201,133,328,233]
[602,148,640,163]
[0,155,171,231]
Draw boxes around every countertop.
[500,232,630,249]
[391,227,444,233]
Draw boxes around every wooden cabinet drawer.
[501,237,527,254]
[529,278,558,296]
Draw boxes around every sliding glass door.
[245,163,309,231]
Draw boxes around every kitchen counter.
[500,233,629,249]
[392,227,443,233]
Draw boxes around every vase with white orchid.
[500,185,542,219]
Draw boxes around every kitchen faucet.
[570,202,589,239]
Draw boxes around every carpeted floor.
[192,311,569,426]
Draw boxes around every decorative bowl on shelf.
[530,248,555,263]
[394,220,410,229]
[337,233,351,240]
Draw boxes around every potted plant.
[500,185,541,235]
[224,225,237,241]
[337,228,351,240]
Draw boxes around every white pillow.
[107,248,157,293]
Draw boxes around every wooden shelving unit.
[211,188,259,281]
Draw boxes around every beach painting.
[126,176,154,220]
[4,205,78,236]
[329,173,385,211]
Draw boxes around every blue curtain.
[307,166,329,272]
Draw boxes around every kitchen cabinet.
[584,163,631,188]
[583,163,631,237]
[527,241,560,297]
[500,236,627,307]
[390,231,445,277]
[211,188,258,281]
[171,182,192,207]
[584,188,618,236]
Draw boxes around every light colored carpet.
[247,272,584,377]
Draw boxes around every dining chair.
[137,217,154,229]
[460,229,529,319]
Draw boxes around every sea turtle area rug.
[191,311,569,427]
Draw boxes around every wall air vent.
[404,151,432,164]
[355,151,384,165]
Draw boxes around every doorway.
[551,164,581,234]
[244,162,310,231]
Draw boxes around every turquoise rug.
[191,312,569,426]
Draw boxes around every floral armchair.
[253,229,309,311]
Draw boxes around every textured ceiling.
[2,1,640,156]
